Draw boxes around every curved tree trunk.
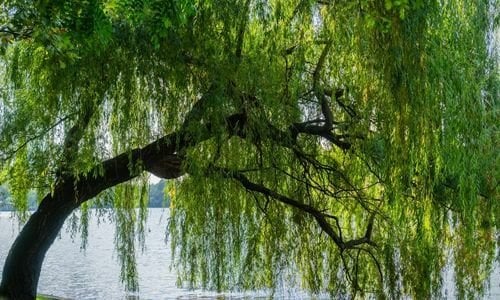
[0,102,352,298]
[0,106,345,298]
[0,112,246,299]
[0,187,78,299]
[0,150,176,298]
[0,151,165,299]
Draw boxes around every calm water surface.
[0,209,298,299]
[1,209,499,299]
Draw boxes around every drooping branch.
[234,0,251,63]
[324,88,357,118]
[0,25,33,40]
[312,41,334,129]
[0,115,73,162]
[60,101,101,172]
[0,80,362,298]
[218,168,377,251]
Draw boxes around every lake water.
[0,209,298,299]
[1,209,499,299]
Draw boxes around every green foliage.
[0,0,498,298]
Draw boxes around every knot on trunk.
[146,154,185,179]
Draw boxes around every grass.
[36,294,68,300]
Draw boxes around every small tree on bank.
[0,0,498,299]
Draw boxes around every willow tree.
[0,0,497,299]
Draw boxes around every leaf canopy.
[0,0,498,298]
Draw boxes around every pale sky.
[149,174,162,184]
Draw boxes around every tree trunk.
[0,150,156,299]
[0,112,245,299]
[0,150,148,299]
[0,185,78,299]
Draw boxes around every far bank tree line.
[0,180,169,211]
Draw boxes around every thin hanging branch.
[1,115,73,162]
[215,167,377,251]
[312,41,334,129]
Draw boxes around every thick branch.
[0,25,33,40]
[291,122,352,150]
[73,112,247,203]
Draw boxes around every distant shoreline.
[0,180,169,212]
[0,206,170,213]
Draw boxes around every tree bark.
[0,113,246,299]
[0,151,181,299]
